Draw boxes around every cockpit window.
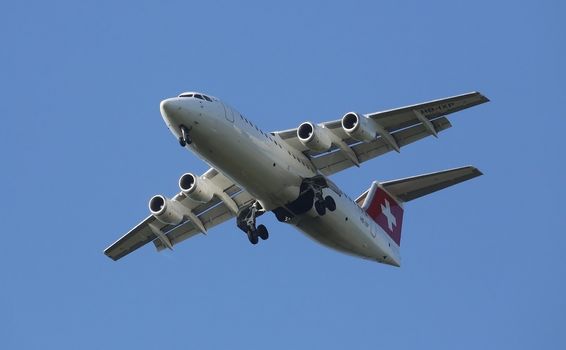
[178,92,214,101]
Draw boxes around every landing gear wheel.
[247,230,259,245]
[237,201,267,245]
[257,224,269,240]
[324,195,336,212]
[315,200,326,216]
[180,125,192,146]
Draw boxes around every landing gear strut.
[237,201,269,245]
[178,125,192,147]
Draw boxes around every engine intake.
[149,195,184,225]
[341,112,377,142]
[179,173,215,203]
[297,122,332,152]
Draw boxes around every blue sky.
[1,1,564,349]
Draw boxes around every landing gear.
[285,176,338,218]
[313,196,336,216]
[315,200,326,216]
[237,201,269,245]
[314,195,336,216]
[304,177,337,217]
[257,224,269,240]
[247,230,259,245]
[324,195,336,211]
[179,125,192,146]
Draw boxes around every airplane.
[104,91,489,266]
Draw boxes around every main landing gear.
[237,201,269,245]
[178,125,192,147]
[305,177,337,216]
[281,175,338,218]
[314,194,336,216]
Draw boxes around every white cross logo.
[380,199,397,231]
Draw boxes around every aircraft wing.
[274,92,489,176]
[104,168,255,261]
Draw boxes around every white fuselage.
[160,95,401,266]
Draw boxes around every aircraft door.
[222,103,235,122]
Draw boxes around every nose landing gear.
[237,201,269,245]
[178,125,192,147]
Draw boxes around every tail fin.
[357,166,482,246]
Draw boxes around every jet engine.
[341,112,377,143]
[297,122,332,152]
[149,195,184,225]
[179,173,215,203]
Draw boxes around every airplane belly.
[291,189,401,266]
[189,120,304,209]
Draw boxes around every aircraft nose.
[160,98,183,123]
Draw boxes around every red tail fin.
[361,183,404,246]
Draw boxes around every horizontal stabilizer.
[380,166,483,202]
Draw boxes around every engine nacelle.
[149,195,184,225]
[297,122,332,152]
[341,112,377,142]
[178,173,215,203]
